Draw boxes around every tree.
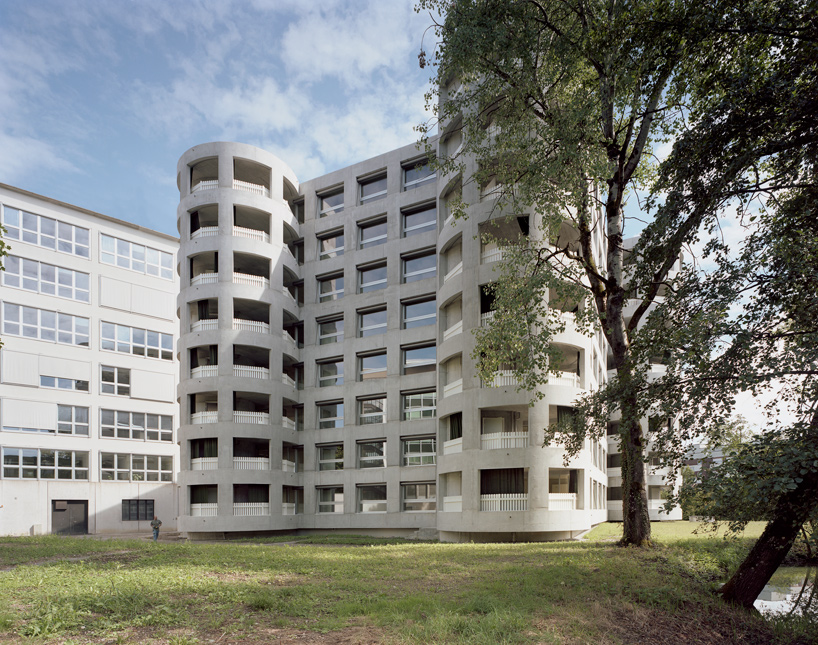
[416,0,771,546]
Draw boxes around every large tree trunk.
[619,393,652,546]
[718,470,818,609]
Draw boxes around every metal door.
[51,500,88,535]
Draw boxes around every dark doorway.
[51,500,88,535]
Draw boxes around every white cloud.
[0,132,79,184]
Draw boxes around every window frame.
[317,316,344,345]
[100,452,173,482]
[101,365,131,396]
[401,482,437,511]
[359,307,387,337]
[317,486,344,513]
[318,230,345,260]
[359,351,387,381]
[100,321,173,360]
[402,297,436,329]
[318,188,344,217]
[402,251,437,283]
[402,159,437,191]
[402,390,437,421]
[402,437,436,466]
[100,233,173,280]
[357,484,387,513]
[317,444,344,471]
[402,203,437,237]
[40,376,89,392]
[1,447,89,480]
[317,273,344,302]
[122,499,155,521]
[359,173,387,204]
[402,344,436,375]
[101,409,173,442]
[358,262,387,293]
[2,303,89,347]
[358,396,386,425]
[1,205,90,258]
[317,402,344,429]
[317,358,344,387]
[57,405,90,436]
[3,255,90,303]
[358,218,388,249]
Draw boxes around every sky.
[0,0,436,237]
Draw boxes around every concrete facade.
[175,140,615,541]
[0,184,180,536]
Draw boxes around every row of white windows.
[1,448,172,482]
[316,438,436,471]
[317,300,435,346]
[316,251,437,302]
[315,393,436,425]
[317,203,437,260]
[316,345,436,386]
[0,304,173,360]
[2,406,173,442]
[0,206,173,280]
[312,161,436,218]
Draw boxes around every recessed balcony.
[233,158,271,199]
[191,503,218,516]
[481,432,529,450]
[480,493,528,511]
[191,411,218,424]
[481,370,518,388]
[233,438,269,470]
[443,320,463,341]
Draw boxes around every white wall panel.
[131,370,175,402]
[38,355,91,381]
[132,285,174,320]
[1,351,39,386]
[2,398,57,429]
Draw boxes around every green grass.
[0,526,813,644]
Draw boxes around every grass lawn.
[0,523,814,644]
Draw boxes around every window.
[318,273,344,302]
[57,406,89,435]
[608,486,623,501]
[402,437,436,466]
[358,441,386,468]
[317,487,344,513]
[448,413,463,440]
[402,483,436,511]
[359,218,387,248]
[318,316,343,345]
[101,410,173,442]
[101,453,173,482]
[402,391,436,421]
[3,256,90,302]
[607,453,622,468]
[318,445,344,471]
[403,252,436,283]
[403,345,436,375]
[101,366,131,396]
[1,206,89,257]
[319,188,344,217]
[358,484,387,513]
[358,263,387,293]
[101,322,173,360]
[122,499,154,521]
[359,174,387,204]
[359,351,387,380]
[403,159,436,191]
[2,447,89,480]
[40,376,89,392]
[318,358,344,387]
[403,298,436,329]
[2,303,89,347]
[318,231,344,260]
[359,307,387,337]
[359,397,386,425]
[402,204,436,236]
[317,402,344,429]
[100,234,173,279]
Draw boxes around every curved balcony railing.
[233,179,270,198]
[443,261,463,282]
[443,379,463,397]
[233,272,269,288]
[191,226,218,239]
[190,503,218,516]
[443,495,462,512]
[549,493,577,510]
[481,370,518,388]
[233,319,269,334]
[191,272,218,286]
[480,493,528,512]
[191,411,218,424]
[191,319,218,332]
[191,457,218,471]
[191,180,218,193]
[233,457,270,470]
[281,417,296,430]
[233,411,269,425]
[233,502,269,516]
[443,437,462,455]
[481,246,504,264]
[443,320,463,341]
[233,365,269,379]
[233,225,270,243]
[481,432,529,450]
[547,372,581,388]
[282,459,297,473]
[191,365,218,379]
[480,311,495,327]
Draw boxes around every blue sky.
[1,0,435,237]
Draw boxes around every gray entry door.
[51,500,88,535]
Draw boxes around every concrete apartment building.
[0,184,180,536]
[0,134,679,539]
